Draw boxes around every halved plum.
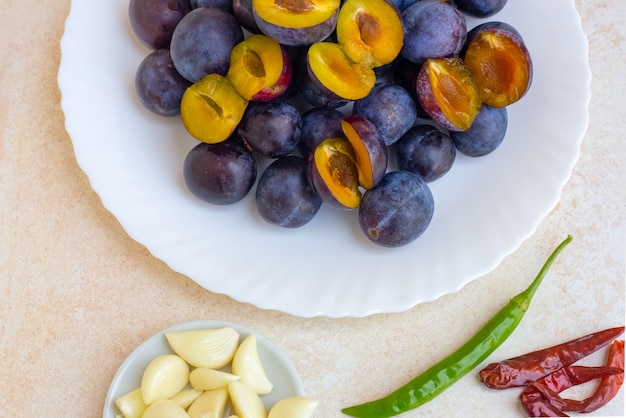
[462,21,533,108]
[340,115,387,190]
[416,57,482,131]
[227,34,293,102]
[180,74,248,143]
[301,41,376,107]
[308,137,361,209]
[336,0,404,68]
[252,0,341,46]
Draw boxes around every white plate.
[58,0,590,318]
[102,320,305,418]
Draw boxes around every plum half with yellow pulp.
[336,0,403,68]
[305,42,376,103]
[180,74,248,144]
[227,34,293,102]
[252,0,341,46]
[308,137,361,209]
[463,21,533,108]
[340,115,387,190]
[416,57,482,132]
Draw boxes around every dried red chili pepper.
[519,387,569,417]
[524,381,569,410]
[519,344,624,416]
[562,339,624,413]
[480,326,624,389]
[538,365,623,393]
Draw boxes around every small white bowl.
[102,320,305,417]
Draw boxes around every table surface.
[1,1,624,417]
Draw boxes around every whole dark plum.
[454,0,507,18]
[353,83,417,146]
[129,0,191,49]
[358,171,434,247]
[450,104,508,157]
[400,0,466,64]
[389,0,416,12]
[233,0,261,33]
[237,101,302,158]
[189,0,232,12]
[256,156,323,228]
[298,107,345,158]
[170,7,243,82]
[395,125,456,182]
[134,49,191,116]
[393,59,432,119]
[183,139,257,205]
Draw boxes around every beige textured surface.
[0,1,624,417]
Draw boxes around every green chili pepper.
[342,235,573,418]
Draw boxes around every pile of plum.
[129,0,532,247]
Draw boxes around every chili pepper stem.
[511,235,573,312]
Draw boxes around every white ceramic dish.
[58,0,590,318]
[102,320,304,418]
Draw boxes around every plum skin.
[128,0,191,49]
[358,171,435,247]
[135,49,191,116]
[237,101,302,158]
[256,156,322,228]
[299,107,345,158]
[400,0,466,64]
[183,139,257,205]
[450,104,508,157]
[170,7,244,82]
[233,0,261,33]
[353,83,417,146]
[455,0,507,18]
[395,125,456,183]
[189,0,232,12]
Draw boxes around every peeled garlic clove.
[141,354,189,405]
[169,388,203,410]
[267,397,318,418]
[115,387,146,418]
[187,387,229,418]
[165,327,240,369]
[141,399,190,418]
[231,334,273,395]
[228,381,267,418]
[189,367,240,391]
